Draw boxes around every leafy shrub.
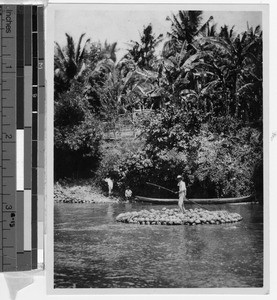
[138,106,201,154]
[96,108,262,198]
[54,85,102,179]
[189,125,262,197]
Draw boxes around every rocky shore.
[54,180,119,204]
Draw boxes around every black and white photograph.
[52,3,266,290]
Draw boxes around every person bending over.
[104,176,113,197]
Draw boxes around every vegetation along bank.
[54,11,263,201]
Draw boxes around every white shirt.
[104,178,113,190]
[125,189,132,197]
[178,180,186,194]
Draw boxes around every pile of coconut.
[116,207,242,226]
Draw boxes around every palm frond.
[200,80,221,95]
[237,82,255,94]
[78,38,91,63]
[76,33,86,62]
[65,33,75,61]
[201,36,234,56]
[172,13,185,38]
[254,25,261,36]
[54,41,66,63]
[209,24,217,37]
[196,15,213,36]
[241,37,262,57]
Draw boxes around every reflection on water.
[54,202,263,288]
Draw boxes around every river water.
[54,202,263,288]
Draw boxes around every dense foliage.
[96,110,262,198]
[54,11,263,199]
[54,83,102,179]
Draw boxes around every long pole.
[146,182,211,211]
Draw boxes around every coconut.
[116,207,242,226]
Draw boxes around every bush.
[54,85,103,179]
[138,106,200,154]
[96,108,262,198]
[95,145,189,197]
[189,125,262,197]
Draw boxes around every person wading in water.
[176,175,186,213]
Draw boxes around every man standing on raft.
[176,175,186,213]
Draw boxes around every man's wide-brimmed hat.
[177,175,183,179]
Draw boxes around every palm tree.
[83,53,139,113]
[136,40,210,109]
[167,11,202,44]
[99,41,118,62]
[200,25,263,121]
[127,24,163,70]
[54,33,91,97]
[158,10,215,108]
[164,10,214,56]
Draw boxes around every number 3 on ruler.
[38,62,43,69]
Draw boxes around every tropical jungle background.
[54,10,263,200]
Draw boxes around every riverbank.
[54,179,120,204]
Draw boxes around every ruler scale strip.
[0,5,3,272]
[1,5,17,272]
[23,5,32,270]
[32,5,38,270]
[37,6,44,260]
[16,5,25,271]
[0,4,44,272]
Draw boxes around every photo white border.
[0,0,273,300]
[44,1,271,298]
